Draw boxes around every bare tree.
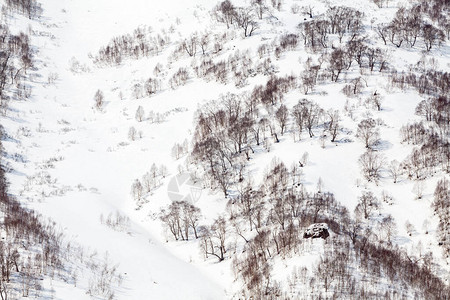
[131,179,144,206]
[405,220,415,236]
[292,100,306,140]
[275,104,289,135]
[356,118,379,148]
[300,57,320,94]
[301,5,314,18]
[182,34,198,57]
[355,191,379,219]
[213,0,236,29]
[422,24,445,51]
[142,172,155,193]
[327,109,341,142]
[234,7,259,37]
[181,201,202,239]
[128,126,137,141]
[359,150,385,182]
[94,89,104,110]
[160,202,182,240]
[198,32,210,55]
[128,126,138,141]
[412,180,426,200]
[328,48,347,82]
[388,160,401,183]
[200,217,228,261]
[252,0,266,19]
[376,24,389,45]
[379,214,397,244]
[144,77,159,95]
[132,83,144,99]
[135,105,145,122]
[366,91,382,111]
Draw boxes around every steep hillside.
[1,0,449,298]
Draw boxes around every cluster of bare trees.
[392,67,450,258]
[298,42,388,89]
[180,65,449,296]
[190,89,340,196]
[160,201,202,241]
[85,254,122,299]
[171,139,189,160]
[131,77,161,99]
[251,74,296,107]
[416,95,450,135]
[131,163,168,207]
[0,144,67,298]
[433,178,450,257]
[193,49,256,87]
[298,6,364,50]
[225,156,449,298]
[391,69,450,96]
[376,6,445,51]
[387,46,450,187]
[93,26,170,66]
[193,92,253,175]
[100,211,130,232]
[0,26,33,115]
[212,0,261,37]
[396,96,450,182]
[168,67,189,89]
[193,159,338,297]
[161,140,450,299]
[199,217,228,261]
[331,216,444,299]
[171,31,212,58]
[5,0,42,19]
[194,57,228,84]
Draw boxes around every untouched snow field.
[2,0,449,298]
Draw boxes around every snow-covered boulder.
[303,223,329,239]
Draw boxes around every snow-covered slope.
[2,0,449,298]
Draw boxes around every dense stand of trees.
[189,88,341,197]
[231,161,449,298]
[163,156,450,299]
[158,2,450,298]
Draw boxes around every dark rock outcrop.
[303,223,329,239]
